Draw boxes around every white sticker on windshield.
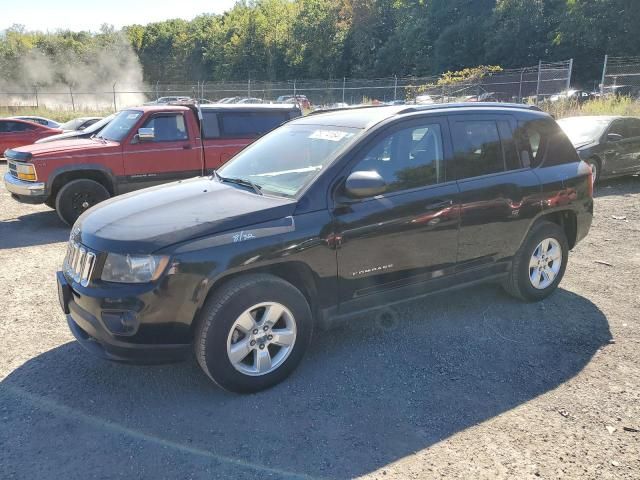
[127,113,141,120]
[309,130,352,142]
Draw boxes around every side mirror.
[345,171,386,198]
[607,133,623,142]
[137,127,155,142]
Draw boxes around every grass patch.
[541,96,640,119]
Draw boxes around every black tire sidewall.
[199,277,313,393]
[516,222,569,301]
[55,179,110,225]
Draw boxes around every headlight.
[101,253,169,283]
[15,163,37,181]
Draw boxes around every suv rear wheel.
[195,274,313,393]
[503,221,569,302]
[55,179,110,225]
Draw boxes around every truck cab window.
[142,114,188,142]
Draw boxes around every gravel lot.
[0,162,639,480]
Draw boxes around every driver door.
[332,117,461,313]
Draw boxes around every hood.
[78,177,297,254]
[35,130,89,144]
[15,138,119,158]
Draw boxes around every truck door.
[122,112,201,191]
[332,117,461,313]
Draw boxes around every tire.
[195,274,313,393]
[503,221,569,302]
[55,179,110,226]
[586,157,601,186]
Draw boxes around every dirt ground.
[0,162,638,480]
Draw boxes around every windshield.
[85,114,114,134]
[60,118,85,130]
[557,117,610,145]
[97,110,143,142]
[218,124,362,197]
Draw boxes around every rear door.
[333,116,461,311]
[202,110,293,171]
[122,111,201,189]
[449,114,542,271]
[610,118,640,173]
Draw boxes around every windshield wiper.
[214,172,263,195]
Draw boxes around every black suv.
[57,104,593,393]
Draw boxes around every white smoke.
[0,31,148,111]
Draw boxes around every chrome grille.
[64,239,96,287]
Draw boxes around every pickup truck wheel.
[503,221,569,302]
[195,274,313,393]
[55,179,110,226]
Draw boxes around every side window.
[7,122,31,132]
[0,122,8,133]
[201,112,220,139]
[141,114,188,142]
[351,123,445,193]
[452,120,505,179]
[624,119,640,138]
[220,112,288,137]
[608,120,628,139]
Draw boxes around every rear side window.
[452,120,505,179]
[516,118,579,167]
[628,119,640,138]
[220,112,288,137]
[201,112,220,139]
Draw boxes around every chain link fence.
[601,56,640,97]
[0,59,573,111]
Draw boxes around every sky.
[1,0,237,32]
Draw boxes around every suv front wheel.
[195,274,313,393]
[503,221,569,302]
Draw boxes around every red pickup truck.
[4,104,301,224]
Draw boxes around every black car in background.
[35,114,114,144]
[557,116,640,184]
[57,103,593,393]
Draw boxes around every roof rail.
[398,102,543,114]
[306,105,384,116]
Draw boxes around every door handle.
[424,199,453,210]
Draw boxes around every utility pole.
[112,82,117,112]
[69,85,75,112]
[34,85,39,109]
[393,75,398,101]
[600,55,608,95]
[535,60,543,103]
[566,58,574,91]
[342,77,346,104]
[518,68,524,102]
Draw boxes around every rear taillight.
[578,160,593,197]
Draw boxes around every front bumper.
[58,271,192,364]
[3,172,47,202]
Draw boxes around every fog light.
[101,311,139,336]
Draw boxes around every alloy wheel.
[529,238,563,290]
[226,302,297,376]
